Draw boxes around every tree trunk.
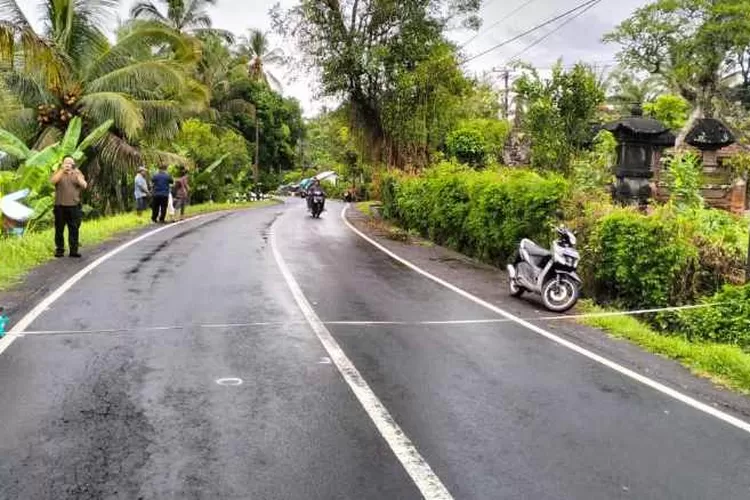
[253,114,260,185]
[674,104,703,149]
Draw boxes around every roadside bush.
[585,207,700,309]
[383,162,569,265]
[445,127,486,167]
[445,118,511,167]
[679,208,748,289]
[580,204,747,309]
[677,285,750,349]
[378,162,746,312]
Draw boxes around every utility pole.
[503,69,510,120]
[490,67,512,119]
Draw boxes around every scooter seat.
[521,239,552,259]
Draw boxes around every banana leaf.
[0,128,32,160]
[60,117,82,154]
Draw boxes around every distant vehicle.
[309,189,325,218]
[506,226,581,312]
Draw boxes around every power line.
[505,0,603,65]
[460,0,540,49]
[462,0,602,65]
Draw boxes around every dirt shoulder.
[344,205,750,420]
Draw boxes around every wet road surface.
[0,199,749,499]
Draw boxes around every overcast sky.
[15,0,651,116]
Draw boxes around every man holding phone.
[50,156,87,258]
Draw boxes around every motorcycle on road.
[309,189,325,218]
[506,226,581,313]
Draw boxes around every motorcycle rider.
[306,179,326,212]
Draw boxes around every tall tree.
[605,68,665,111]
[0,0,203,211]
[273,0,481,167]
[130,0,232,40]
[603,0,750,122]
[514,62,605,171]
[235,29,285,183]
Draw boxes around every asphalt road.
[1,198,749,499]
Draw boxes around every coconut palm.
[606,68,666,111]
[130,0,233,41]
[235,29,284,183]
[0,0,203,211]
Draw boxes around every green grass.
[578,301,750,394]
[0,200,278,291]
[356,201,379,217]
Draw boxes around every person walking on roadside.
[50,156,87,258]
[134,166,150,216]
[173,167,190,220]
[151,165,173,223]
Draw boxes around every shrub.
[445,127,486,167]
[383,162,569,265]
[666,152,704,210]
[584,207,699,309]
[677,285,750,349]
[445,118,511,167]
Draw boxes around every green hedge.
[382,162,570,265]
[380,164,747,313]
[579,206,747,310]
[677,285,750,349]
[583,208,699,309]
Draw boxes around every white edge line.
[341,205,750,435]
[270,214,454,500]
[0,215,208,356]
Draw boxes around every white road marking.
[318,357,332,364]
[0,216,208,355]
[21,310,728,336]
[270,218,454,500]
[341,206,750,435]
[216,377,243,386]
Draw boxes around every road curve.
[0,198,748,500]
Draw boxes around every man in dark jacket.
[151,165,173,223]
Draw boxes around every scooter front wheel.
[541,275,579,313]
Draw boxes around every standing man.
[173,167,190,220]
[151,164,173,223]
[50,156,87,258]
[134,166,150,216]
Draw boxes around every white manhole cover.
[216,378,243,386]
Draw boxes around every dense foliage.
[275,0,488,168]
[380,167,748,314]
[381,163,570,264]
[677,285,750,348]
[0,0,304,214]
[513,62,605,171]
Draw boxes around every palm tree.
[0,0,203,211]
[606,68,666,112]
[235,29,284,184]
[130,0,233,41]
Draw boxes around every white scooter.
[506,226,581,313]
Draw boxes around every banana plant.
[0,117,113,231]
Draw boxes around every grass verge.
[0,200,278,291]
[355,200,378,217]
[578,301,750,395]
